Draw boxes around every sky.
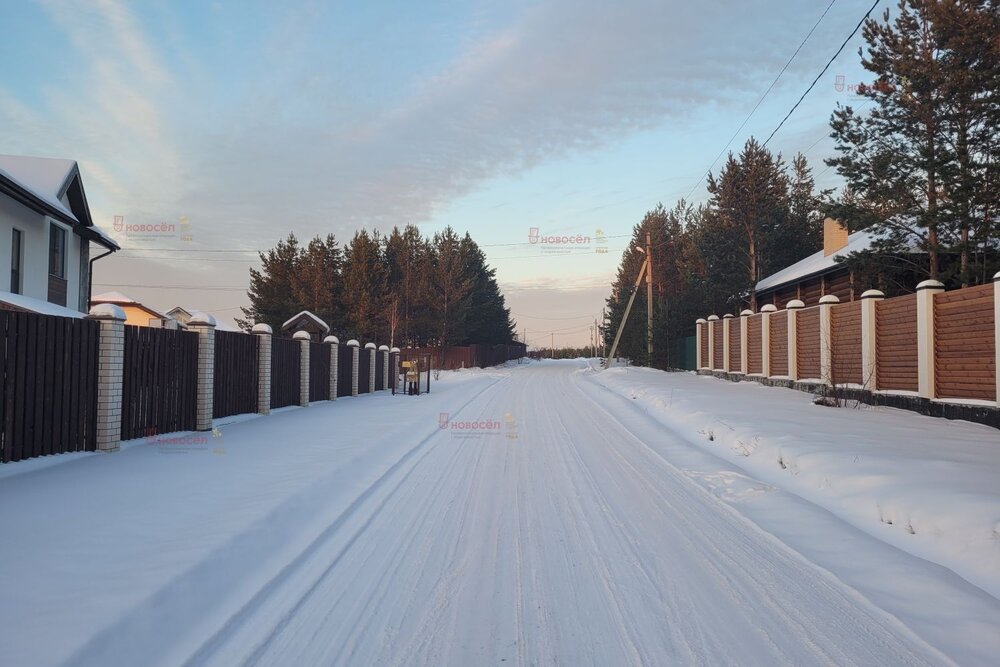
[0,0,876,347]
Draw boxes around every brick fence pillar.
[819,295,840,385]
[739,309,751,374]
[760,304,776,377]
[294,330,311,406]
[252,323,272,415]
[786,300,804,381]
[325,335,339,400]
[860,290,884,391]
[995,272,1000,407]
[87,304,125,452]
[695,318,707,369]
[188,312,216,431]
[390,347,400,393]
[379,345,390,390]
[722,314,733,372]
[707,315,719,370]
[916,280,945,399]
[347,339,360,395]
[365,343,377,392]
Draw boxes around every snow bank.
[591,367,1000,599]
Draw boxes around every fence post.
[390,347,400,394]
[379,345,390,390]
[87,304,125,452]
[786,300,804,381]
[707,315,719,370]
[722,314,733,372]
[252,323,272,415]
[860,290,884,391]
[325,335,339,400]
[365,343,377,391]
[916,280,945,399]
[760,304,776,377]
[294,330,311,406]
[188,312,216,431]
[347,339,360,395]
[995,272,1000,407]
[819,295,839,385]
[739,309,751,374]
[696,318,707,369]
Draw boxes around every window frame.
[10,227,23,294]
[48,221,68,280]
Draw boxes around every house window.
[10,228,22,294]
[49,223,67,279]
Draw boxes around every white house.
[0,154,118,314]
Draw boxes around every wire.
[683,0,839,202]
[763,0,881,147]
[512,313,594,321]
[92,283,247,291]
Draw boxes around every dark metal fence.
[309,342,330,401]
[121,325,198,441]
[270,337,300,409]
[337,345,353,397]
[401,343,526,371]
[213,330,258,418]
[375,350,385,390]
[0,310,99,462]
[358,348,371,393]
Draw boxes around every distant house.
[281,310,330,342]
[0,154,118,314]
[90,291,181,329]
[165,306,194,326]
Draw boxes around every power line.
[92,283,247,291]
[763,0,881,147]
[512,313,594,321]
[683,0,839,202]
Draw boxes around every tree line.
[605,0,999,368]
[238,225,516,347]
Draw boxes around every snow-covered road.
[2,360,995,666]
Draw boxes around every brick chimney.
[823,217,849,256]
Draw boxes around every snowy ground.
[0,359,997,666]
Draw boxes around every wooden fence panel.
[934,285,995,401]
[831,301,862,385]
[769,311,788,376]
[213,330,258,418]
[747,315,762,374]
[337,345,353,397]
[358,349,371,394]
[876,294,918,392]
[698,322,708,367]
[121,325,198,441]
[712,323,723,368]
[270,337,300,409]
[309,341,330,402]
[728,318,741,370]
[375,351,385,390]
[796,307,821,380]
[0,310,98,462]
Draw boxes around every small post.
[722,314,733,372]
[819,295,840,385]
[786,300,804,381]
[860,290,885,391]
[707,315,719,370]
[187,312,216,431]
[696,318,707,369]
[87,304,126,452]
[379,345,390,390]
[252,323,272,414]
[325,335,339,400]
[293,330,311,406]
[739,309,751,374]
[390,347,400,394]
[916,280,945,399]
[760,304,776,377]
[365,343,377,393]
[347,339,360,396]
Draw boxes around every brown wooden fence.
[358,349,371,394]
[375,351,385,390]
[697,322,708,367]
[796,307,821,380]
[876,294,917,392]
[934,284,995,401]
[728,317,741,370]
[213,330,258,418]
[270,337,300,409]
[121,325,198,441]
[712,322,723,368]
[770,311,788,376]
[337,345,353,397]
[309,341,330,401]
[0,310,99,462]
[831,301,862,385]
[398,344,526,371]
[747,315,762,374]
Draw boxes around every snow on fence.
[694,274,1000,408]
[0,309,100,463]
[121,324,198,441]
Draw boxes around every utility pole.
[646,231,653,366]
[551,332,554,358]
[606,255,648,366]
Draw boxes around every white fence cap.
[378,345,389,351]
[916,279,945,290]
[346,339,360,347]
[860,289,885,299]
[87,303,126,321]
[364,342,377,349]
[785,299,805,309]
[188,311,217,326]
[707,314,719,321]
[390,347,400,353]
[740,309,753,316]
[760,304,777,312]
[819,295,841,304]
[324,335,339,344]
[292,330,311,340]
[251,323,273,335]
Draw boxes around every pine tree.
[341,230,388,342]
[237,233,300,331]
[291,234,343,332]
